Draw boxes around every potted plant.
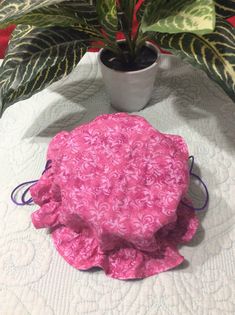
[0,0,234,115]
[98,39,160,112]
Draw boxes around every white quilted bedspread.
[0,53,235,315]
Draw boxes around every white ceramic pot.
[98,42,160,112]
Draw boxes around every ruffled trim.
[51,203,198,280]
[30,170,62,229]
[30,171,198,279]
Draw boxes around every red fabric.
[0,25,15,58]
[228,16,235,25]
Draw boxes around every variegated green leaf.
[1,7,80,28]
[0,0,64,26]
[141,0,215,35]
[215,0,235,19]
[0,25,89,114]
[0,0,99,29]
[96,0,118,41]
[59,1,98,28]
[152,18,235,101]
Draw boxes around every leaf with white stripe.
[215,0,235,19]
[0,0,64,26]
[0,0,99,29]
[141,0,215,35]
[0,25,89,114]
[152,18,235,101]
[96,0,117,41]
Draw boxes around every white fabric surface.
[0,53,235,315]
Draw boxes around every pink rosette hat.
[30,113,199,279]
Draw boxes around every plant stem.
[132,24,141,48]
[124,32,135,59]
[80,26,126,60]
[135,30,148,55]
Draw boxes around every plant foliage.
[0,0,234,114]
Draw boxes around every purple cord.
[11,160,52,206]
[181,156,209,211]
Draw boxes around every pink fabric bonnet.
[31,113,199,279]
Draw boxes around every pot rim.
[98,40,161,74]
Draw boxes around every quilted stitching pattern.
[0,53,235,314]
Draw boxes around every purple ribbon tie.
[181,156,209,211]
[11,160,52,206]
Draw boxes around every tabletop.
[0,53,235,315]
